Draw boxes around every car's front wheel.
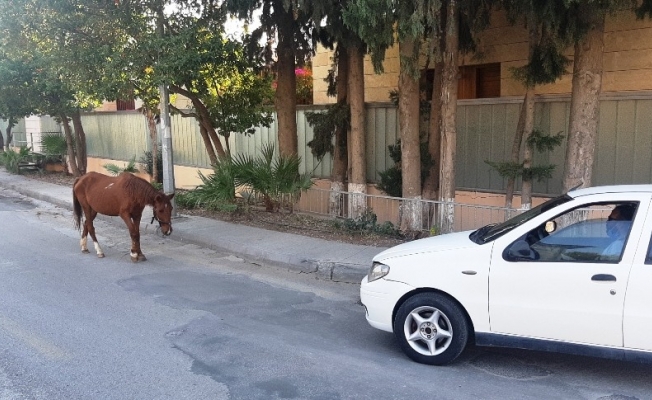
[393,293,469,365]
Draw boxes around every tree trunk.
[505,102,524,213]
[169,83,226,160]
[348,44,366,219]
[61,115,81,177]
[439,0,459,234]
[520,87,536,210]
[563,5,605,192]
[198,124,218,165]
[398,37,422,232]
[422,60,443,201]
[275,3,298,158]
[71,110,87,174]
[145,109,160,183]
[5,119,13,149]
[330,45,349,217]
[0,126,4,151]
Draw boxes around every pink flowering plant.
[295,67,313,104]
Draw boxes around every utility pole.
[159,83,177,216]
[158,1,176,216]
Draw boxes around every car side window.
[504,202,638,263]
[645,236,652,264]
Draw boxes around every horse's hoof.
[131,256,138,263]
[82,249,90,254]
[97,253,105,258]
[138,254,147,262]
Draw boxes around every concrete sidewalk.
[0,170,385,284]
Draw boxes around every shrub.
[40,133,67,162]
[175,155,238,212]
[140,149,163,183]
[335,209,403,238]
[295,67,313,105]
[377,139,433,198]
[232,144,313,212]
[103,156,138,176]
[0,146,32,174]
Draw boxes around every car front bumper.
[360,275,415,333]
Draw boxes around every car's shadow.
[367,327,652,383]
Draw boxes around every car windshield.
[470,194,572,244]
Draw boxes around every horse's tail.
[72,177,82,230]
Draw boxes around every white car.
[361,185,652,365]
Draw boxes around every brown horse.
[73,171,174,262]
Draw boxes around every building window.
[458,63,501,99]
[421,62,501,101]
[116,99,135,111]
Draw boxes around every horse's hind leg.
[80,222,90,253]
[84,209,105,258]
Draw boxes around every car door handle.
[591,274,616,282]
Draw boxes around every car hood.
[373,230,477,262]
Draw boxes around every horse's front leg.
[132,214,146,262]
[120,213,144,262]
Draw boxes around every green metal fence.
[15,94,652,196]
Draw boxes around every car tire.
[393,292,469,365]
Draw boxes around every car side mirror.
[505,240,539,261]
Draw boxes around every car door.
[489,193,651,347]
[623,200,652,351]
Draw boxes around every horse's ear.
[154,193,163,203]
[168,193,175,200]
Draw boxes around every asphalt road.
[1,187,652,400]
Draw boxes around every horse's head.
[153,192,175,236]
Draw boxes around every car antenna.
[565,181,584,194]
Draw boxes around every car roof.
[569,184,652,198]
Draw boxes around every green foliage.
[0,56,39,134]
[175,157,238,212]
[527,130,565,153]
[177,146,314,214]
[334,209,402,238]
[637,0,652,19]
[377,139,433,197]
[523,165,556,182]
[306,102,350,160]
[510,42,570,87]
[485,129,565,183]
[40,133,67,162]
[231,144,313,212]
[152,9,275,143]
[377,166,403,197]
[484,161,523,180]
[0,146,31,174]
[103,157,138,176]
[343,1,490,76]
[140,149,163,183]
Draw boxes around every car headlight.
[368,262,390,282]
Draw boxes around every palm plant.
[175,155,238,212]
[40,133,67,162]
[232,144,313,212]
[103,156,138,176]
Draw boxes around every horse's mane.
[122,173,160,204]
